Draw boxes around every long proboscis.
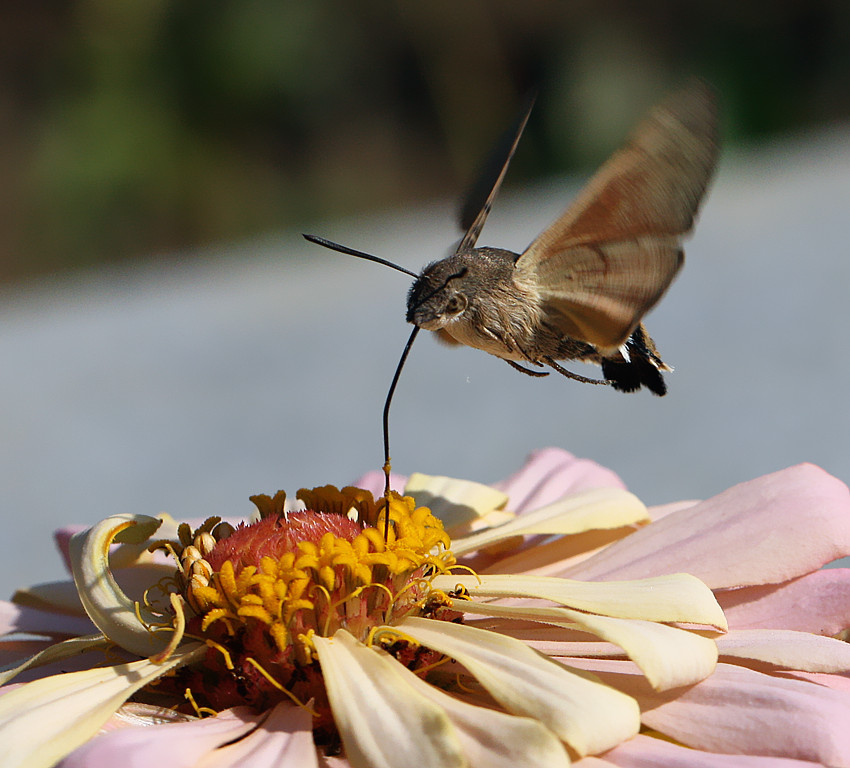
[379,325,420,539]
[302,234,418,278]
[303,232,421,539]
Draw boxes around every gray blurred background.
[2,2,850,590]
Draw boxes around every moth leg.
[505,359,550,377]
[545,357,611,386]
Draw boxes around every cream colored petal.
[717,629,850,672]
[313,630,465,768]
[0,633,108,686]
[433,573,727,630]
[404,473,510,538]
[451,488,649,557]
[108,512,180,568]
[0,642,205,768]
[69,514,173,657]
[391,616,639,756]
[452,600,717,691]
[392,656,571,768]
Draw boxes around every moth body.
[306,79,718,397]
[406,246,669,393]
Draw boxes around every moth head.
[406,259,470,330]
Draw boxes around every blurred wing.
[528,238,684,350]
[457,94,536,253]
[516,80,718,350]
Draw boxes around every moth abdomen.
[600,325,669,396]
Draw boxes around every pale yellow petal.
[0,633,108,686]
[717,629,850,672]
[451,600,717,691]
[0,643,205,768]
[108,512,180,568]
[392,657,571,768]
[391,616,639,756]
[404,473,510,538]
[451,488,648,556]
[433,573,727,630]
[313,630,465,768]
[69,514,172,656]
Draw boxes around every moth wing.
[457,94,536,253]
[527,238,683,351]
[516,80,718,350]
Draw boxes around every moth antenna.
[380,325,420,543]
[302,234,418,278]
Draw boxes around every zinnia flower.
[2,449,850,767]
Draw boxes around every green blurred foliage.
[2,0,849,280]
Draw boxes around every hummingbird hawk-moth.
[305,80,719,396]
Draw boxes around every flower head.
[2,450,850,767]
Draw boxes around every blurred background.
[3,1,850,588]
[4,0,850,279]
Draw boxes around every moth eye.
[445,294,467,315]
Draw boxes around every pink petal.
[718,569,850,634]
[569,659,850,765]
[646,500,699,521]
[351,470,408,497]
[0,601,95,637]
[779,671,850,693]
[58,707,262,768]
[492,448,626,514]
[194,702,317,768]
[596,733,821,767]
[565,464,850,588]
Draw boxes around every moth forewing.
[519,79,718,254]
[529,236,685,352]
[515,79,717,353]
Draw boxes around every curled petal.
[69,514,171,657]
[433,573,727,629]
[451,488,649,557]
[566,464,850,588]
[717,629,850,672]
[0,643,205,768]
[314,630,465,768]
[394,616,640,756]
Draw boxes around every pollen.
[154,486,455,715]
